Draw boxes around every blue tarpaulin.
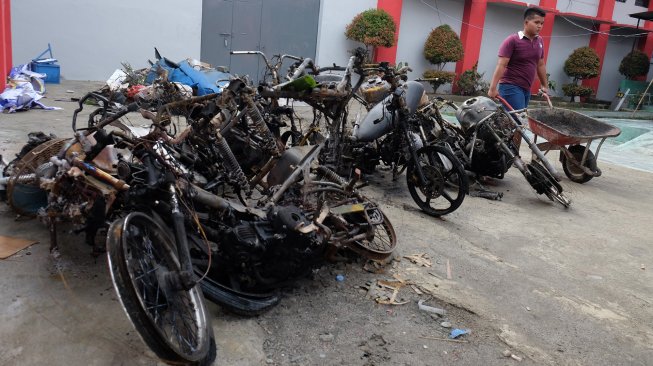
[146,58,231,96]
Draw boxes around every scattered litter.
[335,274,345,282]
[363,260,386,273]
[0,64,62,113]
[526,306,531,311]
[0,235,38,259]
[65,90,75,93]
[502,349,512,357]
[419,335,468,343]
[641,264,646,270]
[440,321,452,328]
[404,253,432,267]
[449,328,469,339]
[423,345,428,349]
[375,278,409,305]
[511,354,523,362]
[418,299,446,316]
[319,333,334,342]
[410,284,423,295]
[446,259,452,279]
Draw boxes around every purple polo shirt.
[498,31,544,91]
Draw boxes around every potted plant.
[618,50,651,96]
[562,46,599,102]
[422,24,463,93]
[455,62,489,96]
[619,50,650,80]
[345,9,396,61]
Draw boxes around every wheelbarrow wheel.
[561,145,595,184]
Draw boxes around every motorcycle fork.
[168,183,197,291]
[402,124,430,186]
[482,122,529,174]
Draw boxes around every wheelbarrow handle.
[538,89,554,108]
[494,95,514,111]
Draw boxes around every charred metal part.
[214,131,250,193]
[154,93,219,125]
[71,158,130,191]
[0,173,36,186]
[286,58,318,84]
[259,86,350,101]
[269,144,322,204]
[243,94,280,157]
[169,183,196,290]
[48,214,58,254]
[316,165,347,186]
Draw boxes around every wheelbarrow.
[527,94,621,183]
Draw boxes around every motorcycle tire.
[406,145,468,217]
[198,273,281,316]
[107,212,216,365]
[561,145,595,184]
[526,161,571,208]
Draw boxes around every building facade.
[5,0,653,101]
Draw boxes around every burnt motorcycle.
[247,49,468,217]
[419,95,571,207]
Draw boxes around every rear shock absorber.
[316,166,347,185]
[243,94,280,157]
[215,131,250,193]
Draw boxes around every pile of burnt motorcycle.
[0,48,569,365]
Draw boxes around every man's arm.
[488,57,510,98]
[537,58,549,95]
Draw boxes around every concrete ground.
[1,81,652,365]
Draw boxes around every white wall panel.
[395,0,464,93]
[597,29,648,100]
[315,0,377,67]
[11,0,202,81]
[477,5,526,90]
[556,0,599,16]
[613,0,649,26]
[546,17,591,97]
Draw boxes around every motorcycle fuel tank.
[455,96,499,132]
[353,81,425,142]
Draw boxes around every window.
[635,0,649,7]
[615,0,625,3]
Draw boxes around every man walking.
[488,7,549,110]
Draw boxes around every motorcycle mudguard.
[404,81,425,113]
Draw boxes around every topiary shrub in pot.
[345,9,396,61]
[422,24,463,93]
[618,50,650,80]
[562,46,600,102]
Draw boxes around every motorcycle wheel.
[345,205,397,260]
[527,161,571,208]
[304,186,397,260]
[406,145,468,217]
[561,145,595,184]
[107,212,216,365]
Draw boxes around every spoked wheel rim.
[107,212,211,363]
[301,186,397,260]
[349,206,397,260]
[406,146,468,217]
